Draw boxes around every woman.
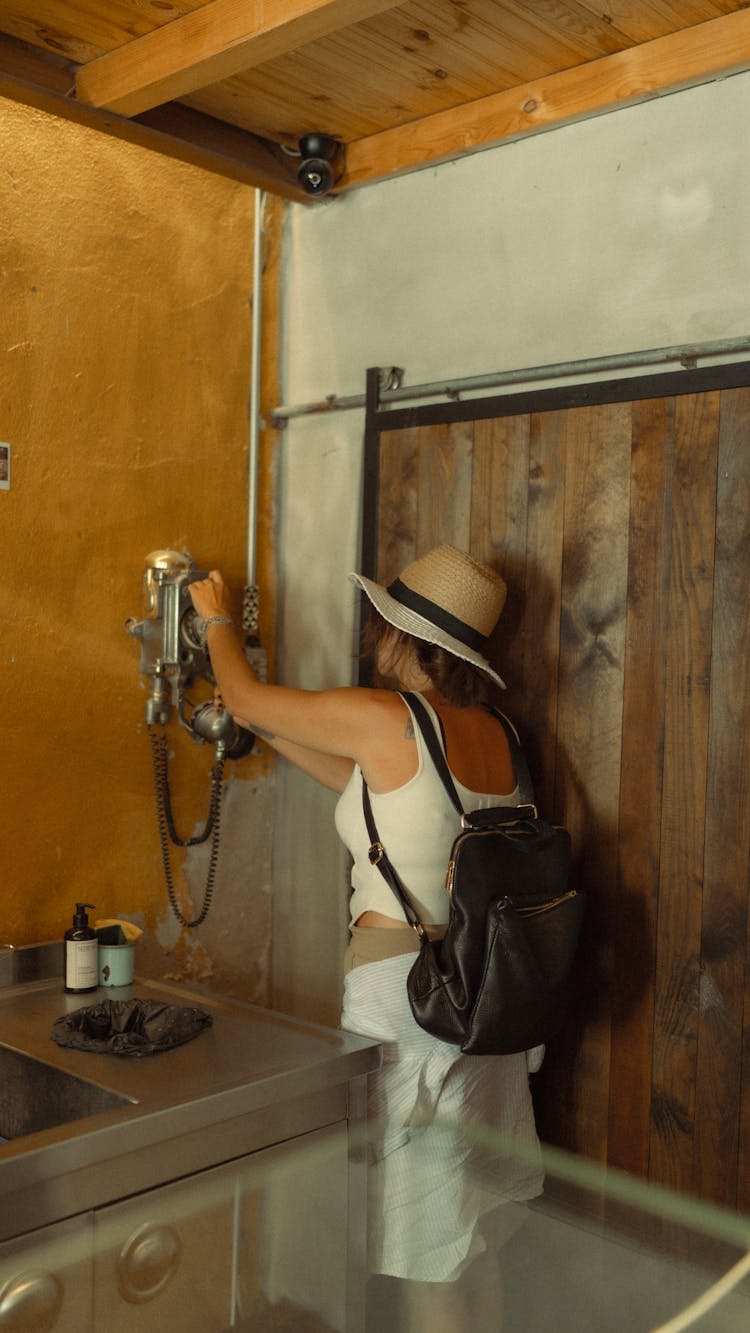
[189,544,543,1328]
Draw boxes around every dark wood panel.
[714,389,750,1221]
[649,392,719,1191]
[376,427,419,583]
[694,387,750,1207]
[607,396,673,1177]
[417,421,473,553]
[517,411,568,815]
[554,402,631,1162]
[518,409,580,1151]
[470,415,531,706]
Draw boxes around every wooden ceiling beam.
[0,34,307,202]
[76,0,399,117]
[342,8,750,191]
[0,30,74,96]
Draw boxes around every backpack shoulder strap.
[360,773,426,936]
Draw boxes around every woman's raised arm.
[189,571,393,787]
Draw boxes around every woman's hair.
[362,607,495,708]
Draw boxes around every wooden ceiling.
[2,1,750,202]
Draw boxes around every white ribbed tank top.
[335,693,519,927]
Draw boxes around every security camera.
[297,133,345,198]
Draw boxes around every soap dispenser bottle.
[64,903,98,993]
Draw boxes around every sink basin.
[0,1045,133,1141]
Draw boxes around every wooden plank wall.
[375,386,750,1211]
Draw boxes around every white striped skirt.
[341,952,545,1283]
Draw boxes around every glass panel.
[225,1116,750,1332]
[5,1119,746,1332]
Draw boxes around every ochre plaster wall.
[0,98,274,1000]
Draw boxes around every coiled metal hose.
[148,726,226,928]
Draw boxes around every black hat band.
[387,579,488,653]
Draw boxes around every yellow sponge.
[95,918,143,943]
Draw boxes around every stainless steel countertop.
[0,952,380,1242]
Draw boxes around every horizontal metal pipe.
[270,335,750,425]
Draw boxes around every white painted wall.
[271,74,750,1024]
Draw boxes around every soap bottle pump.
[64,903,98,994]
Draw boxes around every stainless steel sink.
[0,1045,133,1141]
[0,945,381,1251]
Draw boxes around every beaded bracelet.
[198,615,234,649]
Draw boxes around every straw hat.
[350,544,507,687]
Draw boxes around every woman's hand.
[189,569,232,620]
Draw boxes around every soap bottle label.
[65,939,98,991]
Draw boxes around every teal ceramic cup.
[96,925,136,987]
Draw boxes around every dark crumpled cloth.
[51,997,212,1057]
